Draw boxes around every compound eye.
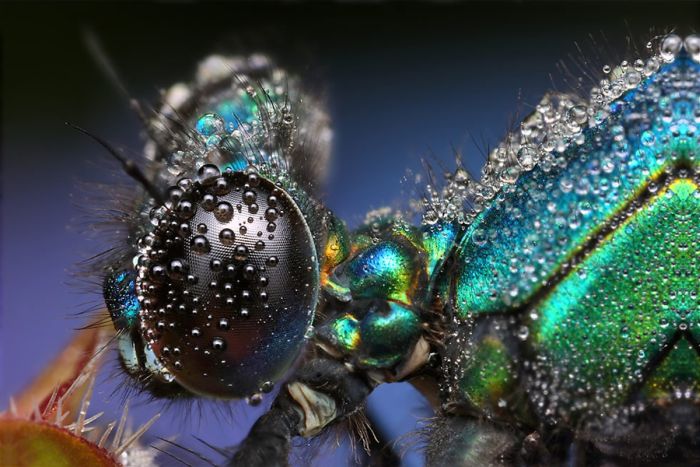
[136,166,319,399]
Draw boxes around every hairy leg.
[229,358,371,466]
[425,416,522,467]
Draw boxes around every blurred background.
[3,1,700,465]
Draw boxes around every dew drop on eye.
[135,170,319,399]
[219,228,235,245]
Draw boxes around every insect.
[92,32,700,466]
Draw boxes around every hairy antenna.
[67,123,165,205]
[83,29,162,142]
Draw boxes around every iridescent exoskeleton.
[99,34,700,465]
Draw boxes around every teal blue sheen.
[215,99,257,132]
[195,112,224,137]
[358,302,422,367]
[455,57,700,318]
[104,270,140,330]
[422,221,459,278]
[337,240,415,303]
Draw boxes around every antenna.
[67,123,165,205]
[83,29,161,142]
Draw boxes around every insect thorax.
[439,49,700,452]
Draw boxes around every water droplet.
[517,326,530,341]
[197,164,221,186]
[621,325,630,339]
[517,146,537,170]
[243,264,257,280]
[265,208,279,222]
[212,337,226,351]
[168,259,188,280]
[219,228,236,246]
[243,190,256,205]
[195,113,225,136]
[659,34,682,63]
[191,235,211,254]
[177,200,196,219]
[168,187,184,203]
[215,202,234,223]
[472,228,487,247]
[566,105,588,125]
[247,393,263,406]
[234,245,249,261]
[685,34,700,62]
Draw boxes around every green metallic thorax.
[530,177,700,418]
[313,52,700,433]
[448,56,700,425]
[317,218,457,373]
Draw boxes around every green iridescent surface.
[642,338,700,402]
[321,302,421,369]
[320,220,446,369]
[457,336,515,414]
[454,58,700,319]
[331,240,419,304]
[189,76,293,174]
[442,56,700,425]
[103,271,140,330]
[331,314,360,352]
[359,302,422,367]
[529,178,700,415]
[422,222,458,278]
[321,56,700,423]
[212,92,259,132]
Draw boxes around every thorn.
[82,411,104,430]
[54,397,63,426]
[114,413,160,457]
[111,399,130,451]
[31,405,42,422]
[42,386,60,419]
[74,369,97,435]
[98,421,116,448]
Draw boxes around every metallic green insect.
[98,34,700,466]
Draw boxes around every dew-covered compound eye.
[98,53,332,403]
[130,165,319,399]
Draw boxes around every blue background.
[2,2,699,465]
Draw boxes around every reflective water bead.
[195,113,225,137]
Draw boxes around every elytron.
[91,33,700,466]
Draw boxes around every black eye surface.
[136,167,319,399]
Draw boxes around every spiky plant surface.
[0,322,159,467]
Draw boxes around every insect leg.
[425,415,521,467]
[231,217,454,465]
[229,357,370,466]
